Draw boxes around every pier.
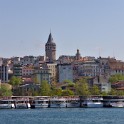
[0,96,124,109]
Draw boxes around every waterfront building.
[0,58,9,82]
[57,55,75,64]
[111,81,124,91]
[72,59,101,81]
[32,67,51,84]
[20,56,37,66]
[57,49,82,64]
[77,61,100,77]
[13,64,22,77]
[57,63,73,82]
[0,64,9,83]
[22,66,34,77]
[46,63,57,82]
[12,57,20,65]
[108,58,124,75]
[17,83,40,96]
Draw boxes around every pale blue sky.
[0,0,124,60]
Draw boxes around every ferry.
[82,97,103,108]
[0,99,15,109]
[103,96,124,107]
[14,99,31,109]
[31,98,49,108]
[66,97,80,108]
[110,102,124,108]
[50,97,66,108]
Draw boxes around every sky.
[0,0,124,60]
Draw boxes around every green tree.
[108,88,117,95]
[63,80,74,84]
[91,85,100,95]
[9,76,22,86]
[40,80,51,96]
[101,91,108,96]
[61,89,74,96]
[0,83,12,96]
[109,74,124,83]
[51,88,62,96]
[116,90,124,96]
[75,78,90,96]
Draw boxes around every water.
[0,108,124,124]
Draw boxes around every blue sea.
[0,108,124,124]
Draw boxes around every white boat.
[66,98,80,108]
[32,98,49,108]
[14,99,31,109]
[82,97,103,108]
[50,97,66,108]
[110,102,124,108]
[103,96,124,107]
[0,99,15,109]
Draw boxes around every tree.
[101,91,108,96]
[40,80,51,96]
[109,74,124,83]
[63,80,74,84]
[9,76,22,86]
[116,90,124,96]
[61,89,74,96]
[75,78,90,96]
[0,83,12,96]
[51,88,62,96]
[90,85,100,95]
[108,88,117,95]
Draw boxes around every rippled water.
[0,108,124,124]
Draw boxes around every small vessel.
[103,96,124,107]
[0,99,15,109]
[14,99,31,109]
[66,97,80,108]
[50,97,66,108]
[110,102,124,108]
[82,97,103,108]
[31,98,49,108]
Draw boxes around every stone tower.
[45,33,56,63]
[75,49,81,60]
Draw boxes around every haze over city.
[0,0,124,60]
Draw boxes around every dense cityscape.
[1,1,124,124]
[0,33,124,97]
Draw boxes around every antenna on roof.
[113,49,115,58]
[99,47,101,57]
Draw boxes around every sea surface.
[0,108,124,124]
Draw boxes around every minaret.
[45,33,56,63]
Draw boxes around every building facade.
[58,64,73,83]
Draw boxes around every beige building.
[46,63,57,81]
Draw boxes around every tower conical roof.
[47,33,54,43]
[46,33,56,46]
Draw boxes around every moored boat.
[82,97,103,108]
[66,97,80,108]
[110,102,124,108]
[31,98,49,108]
[14,99,30,109]
[50,97,66,108]
[0,99,15,109]
[103,96,124,107]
